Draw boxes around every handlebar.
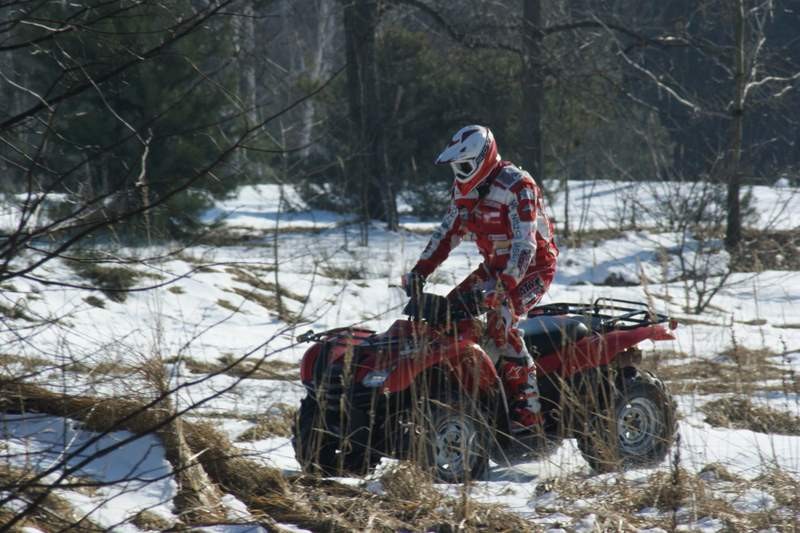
[403,290,486,325]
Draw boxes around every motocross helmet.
[435,125,500,196]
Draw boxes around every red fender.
[300,343,322,384]
[449,346,500,394]
[299,328,374,384]
[382,338,498,394]
[536,325,675,377]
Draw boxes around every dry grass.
[736,318,769,326]
[733,228,800,272]
[699,462,742,483]
[527,474,646,529]
[226,267,307,303]
[529,466,799,532]
[0,353,137,380]
[217,298,246,314]
[378,462,442,511]
[229,286,294,320]
[631,468,706,512]
[0,300,33,321]
[639,348,689,371]
[65,359,134,378]
[67,260,144,302]
[320,264,366,280]
[167,354,299,381]
[654,344,791,396]
[701,397,800,435]
[194,225,320,246]
[0,380,551,532]
[0,353,54,373]
[671,315,722,326]
[4,335,798,532]
[0,464,105,532]
[774,322,800,329]
[560,226,645,247]
[228,287,303,324]
[718,344,776,366]
[754,468,800,509]
[131,509,176,531]
[293,462,540,532]
[236,403,296,440]
[0,380,227,525]
[83,295,106,308]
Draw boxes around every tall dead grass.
[0,464,105,532]
[0,380,537,531]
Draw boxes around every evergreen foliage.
[2,1,244,238]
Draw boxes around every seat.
[518,315,591,357]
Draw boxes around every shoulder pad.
[493,165,527,189]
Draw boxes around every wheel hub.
[617,397,662,455]
[435,419,474,472]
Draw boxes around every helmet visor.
[452,160,476,181]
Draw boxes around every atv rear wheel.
[417,394,492,483]
[578,370,677,473]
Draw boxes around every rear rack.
[529,298,673,330]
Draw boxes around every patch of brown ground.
[701,397,800,435]
[0,464,105,532]
[236,403,296,440]
[732,229,800,272]
[647,345,793,396]
[167,354,300,381]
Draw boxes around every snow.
[235,437,298,472]
[679,423,800,479]
[200,184,343,230]
[1,414,177,531]
[2,179,800,530]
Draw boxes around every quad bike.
[292,290,678,482]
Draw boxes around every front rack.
[296,326,375,344]
[529,297,674,330]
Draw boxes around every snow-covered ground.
[1,181,799,531]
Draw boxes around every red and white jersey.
[413,162,558,290]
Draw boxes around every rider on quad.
[403,125,558,433]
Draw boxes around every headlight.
[362,369,391,388]
[399,339,430,359]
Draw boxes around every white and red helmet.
[435,125,500,195]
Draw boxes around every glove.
[483,290,502,310]
[401,271,426,298]
[482,280,506,310]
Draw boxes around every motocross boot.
[501,359,543,433]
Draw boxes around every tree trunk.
[521,0,546,197]
[232,2,258,176]
[234,2,258,127]
[298,0,336,158]
[725,0,745,251]
[342,0,396,241]
[0,49,24,191]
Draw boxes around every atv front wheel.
[292,394,377,476]
[292,394,338,475]
[418,395,492,483]
[578,370,677,473]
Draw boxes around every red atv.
[292,291,678,482]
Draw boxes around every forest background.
[3,0,799,250]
